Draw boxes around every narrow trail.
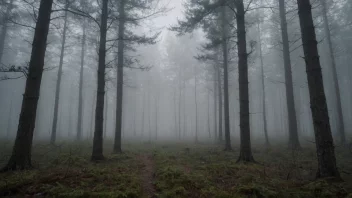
[138,154,156,198]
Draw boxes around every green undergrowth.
[153,144,352,198]
[0,141,352,197]
[0,141,143,197]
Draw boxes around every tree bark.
[221,4,232,151]
[321,0,346,144]
[1,0,53,171]
[77,20,86,141]
[279,0,301,149]
[236,0,255,162]
[91,0,108,161]
[51,1,69,144]
[296,0,340,179]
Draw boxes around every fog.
[0,0,351,183]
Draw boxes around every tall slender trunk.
[217,61,223,142]
[0,0,13,64]
[155,89,159,140]
[104,90,108,138]
[148,77,151,142]
[257,11,270,146]
[213,64,218,141]
[114,0,126,153]
[296,0,340,178]
[207,90,211,138]
[221,4,232,150]
[51,2,69,144]
[178,65,182,140]
[194,64,198,143]
[90,93,96,139]
[279,0,300,149]
[236,0,255,162]
[183,80,187,138]
[321,0,346,144]
[1,0,53,171]
[77,20,86,141]
[91,0,108,161]
[174,86,178,137]
[6,92,14,139]
[134,91,137,137]
[141,91,146,137]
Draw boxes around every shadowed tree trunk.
[51,1,69,144]
[236,0,255,162]
[221,4,232,151]
[1,0,53,171]
[279,0,301,149]
[217,59,223,142]
[320,0,346,144]
[183,80,187,138]
[207,89,211,138]
[6,92,14,139]
[114,0,126,153]
[213,63,218,141]
[257,9,270,147]
[104,90,108,138]
[77,20,86,141]
[91,0,108,161]
[90,93,96,139]
[296,0,340,179]
[0,0,13,64]
[194,64,198,143]
[155,88,159,140]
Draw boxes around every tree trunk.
[236,0,255,162]
[141,91,146,138]
[321,0,346,144]
[194,64,198,143]
[6,92,14,139]
[90,93,96,139]
[104,90,108,138]
[296,0,340,179]
[0,0,13,64]
[178,65,182,140]
[91,0,108,161]
[279,0,301,149]
[221,4,232,151]
[114,0,126,153]
[1,0,53,171]
[213,64,218,141]
[51,1,69,144]
[183,80,187,138]
[217,61,223,142]
[257,10,270,147]
[207,90,211,139]
[155,89,159,140]
[77,20,86,141]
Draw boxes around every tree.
[77,18,86,141]
[91,0,108,161]
[320,0,346,144]
[1,0,54,171]
[278,0,300,149]
[51,0,70,144]
[113,0,126,154]
[296,0,340,178]
[236,0,255,162]
[256,5,269,146]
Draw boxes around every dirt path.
[138,154,156,198]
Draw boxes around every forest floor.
[0,140,352,198]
